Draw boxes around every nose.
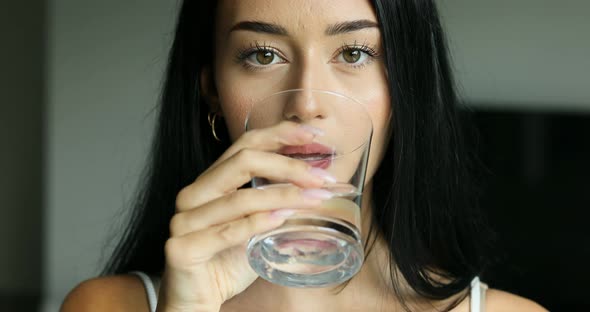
[282,59,333,122]
[282,89,327,122]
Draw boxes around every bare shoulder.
[60,274,149,312]
[486,288,548,312]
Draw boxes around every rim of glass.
[244,89,373,156]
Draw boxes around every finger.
[165,209,295,267]
[171,185,333,237]
[176,150,336,211]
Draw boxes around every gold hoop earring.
[208,112,222,142]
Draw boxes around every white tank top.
[130,271,488,312]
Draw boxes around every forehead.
[216,0,378,35]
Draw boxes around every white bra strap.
[130,271,157,312]
[470,276,488,312]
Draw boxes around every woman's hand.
[156,121,335,312]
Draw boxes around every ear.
[199,66,222,116]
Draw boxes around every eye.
[333,44,379,68]
[236,43,286,70]
[341,49,364,63]
[250,49,280,65]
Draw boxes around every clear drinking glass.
[245,89,373,287]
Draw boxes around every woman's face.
[209,0,391,184]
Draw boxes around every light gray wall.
[440,0,590,111]
[42,0,176,310]
[0,0,44,295]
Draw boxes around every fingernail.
[271,209,296,219]
[299,125,325,136]
[309,167,337,183]
[301,188,334,200]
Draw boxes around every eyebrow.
[229,19,379,36]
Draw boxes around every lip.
[278,143,335,169]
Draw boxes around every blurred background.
[0,0,588,311]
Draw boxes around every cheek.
[217,90,252,142]
[215,58,248,142]
[215,63,279,142]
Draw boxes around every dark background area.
[474,110,590,311]
[0,1,44,312]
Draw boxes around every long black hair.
[103,0,492,310]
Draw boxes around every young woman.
[62,0,546,311]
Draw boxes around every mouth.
[278,143,335,169]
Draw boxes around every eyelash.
[235,41,379,71]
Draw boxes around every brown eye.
[256,50,275,65]
[342,49,361,63]
[239,46,286,69]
